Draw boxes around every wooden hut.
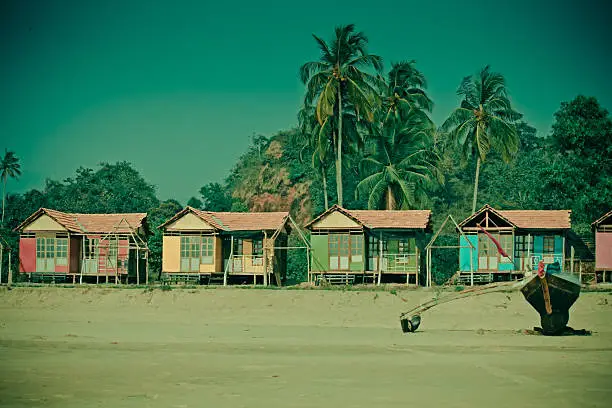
[457,205,571,284]
[592,210,612,282]
[15,208,149,284]
[305,205,432,285]
[159,207,295,285]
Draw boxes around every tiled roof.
[305,205,431,230]
[350,210,431,229]
[208,211,289,231]
[498,210,571,229]
[16,208,147,234]
[159,207,289,232]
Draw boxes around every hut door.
[180,236,200,272]
[36,237,55,272]
[329,234,349,270]
[478,233,498,271]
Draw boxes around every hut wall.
[18,238,36,273]
[310,234,329,272]
[162,236,181,272]
[459,235,478,271]
[595,231,612,270]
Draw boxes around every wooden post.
[136,248,140,285]
[469,235,474,287]
[7,250,12,288]
[145,250,149,285]
[224,236,233,286]
[306,247,311,283]
[0,244,3,285]
[527,234,532,273]
[570,246,575,275]
[579,262,583,284]
[80,238,85,284]
[377,232,383,286]
[263,232,268,286]
[414,247,419,286]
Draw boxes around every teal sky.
[2,0,611,205]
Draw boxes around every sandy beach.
[0,286,611,407]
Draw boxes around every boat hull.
[520,273,581,335]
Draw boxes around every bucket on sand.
[400,314,421,333]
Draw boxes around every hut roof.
[458,205,571,230]
[15,208,147,234]
[305,205,431,230]
[159,207,289,232]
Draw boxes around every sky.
[1,0,611,205]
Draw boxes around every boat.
[520,269,581,335]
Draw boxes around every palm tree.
[300,24,382,206]
[356,112,439,209]
[441,66,520,214]
[1,149,22,225]
[381,60,433,122]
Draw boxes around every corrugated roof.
[16,208,147,234]
[498,210,571,229]
[305,205,431,230]
[159,207,289,232]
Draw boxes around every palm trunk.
[386,186,396,210]
[336,85,343,207]
[322,167,329,210]
[1,174,6,226]
[472,156,481,214]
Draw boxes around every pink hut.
[15,208,149,284]
[592,210,612,283]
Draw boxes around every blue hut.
[457,205,571,284]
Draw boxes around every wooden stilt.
[377,232,383,286]
[7,251,12,288]
[136,248,140,285]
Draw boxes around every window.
[351,234,363,263]
[498,234,513,263]
[84,238,99,259]
[398,238,414,254]
[202,236,214,264]
[252,239,263,265]
[233,238,243,255]
[514,235,534,257]
[180,236,214,264]
[56,238,68,265]
[36,238,46,259]
[543,236,555,254]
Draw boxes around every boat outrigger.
[400,265,583,336]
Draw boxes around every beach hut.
[304,205,432,285]
[15,208,149,284]
[592,210,612,283]
[457,205,571,284]
[159,207,303,285]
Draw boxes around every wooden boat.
[520,271,581,335]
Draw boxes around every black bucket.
[400,315,421,333]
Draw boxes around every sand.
[0,285,611,408]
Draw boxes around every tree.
[356,112,438,209]
[300,24,382,206]
[186,196,203,209]
[441,66,520,213]
[1,149,22,225]
[381,61,433,122]
[199,182,232,211]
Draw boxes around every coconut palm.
[300,24,382,206]
[381,60,433,123]
[356,112,439,210]
[441,66,520,213]
[1,149,22,225]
